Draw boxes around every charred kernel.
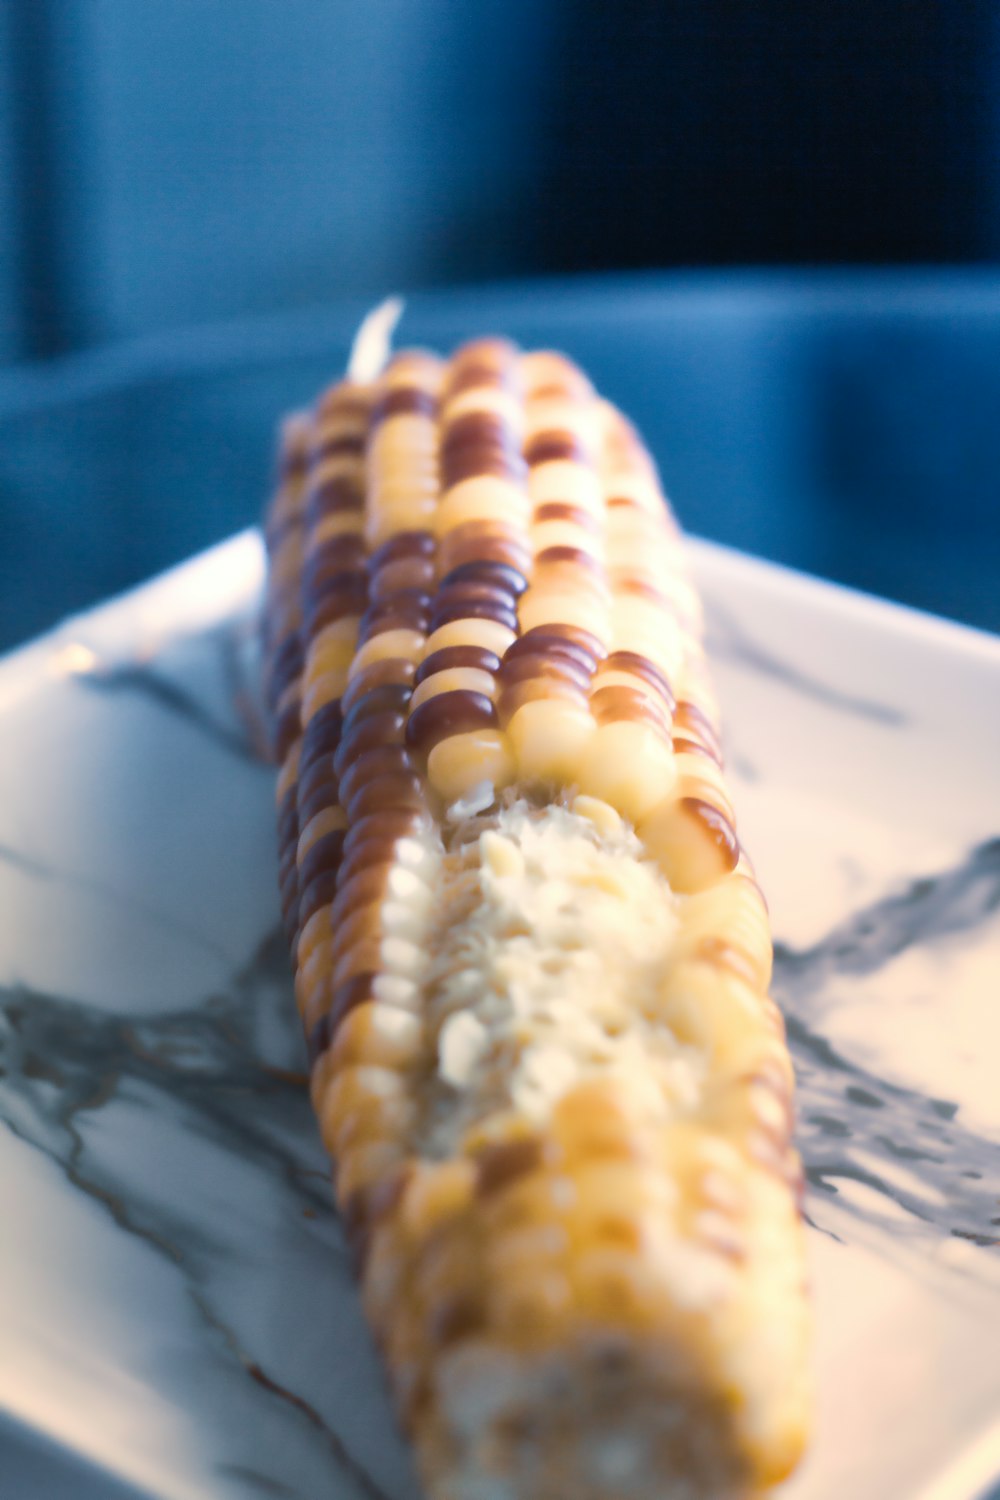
[297,831,347,891]
[344,770,426,821]
[414,645,502,686]
[429,597,520,633]
[369,386,438,425]
[368,531,436,571]
[297,869,342,927]
[589,685,672,734]
[342,807,427,857]
[369,556,436,602]
[341,685,413,740]
[340,658,416,717]
[475,1138,545,1197]
[405,690,498,758]
[333,709,407,777]
[337,745,414,809]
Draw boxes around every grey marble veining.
[1,532,998,1500]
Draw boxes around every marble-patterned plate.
[1,531,998,1500]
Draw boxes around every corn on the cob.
[262,333,811,1500]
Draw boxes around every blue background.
[0,0,998,648]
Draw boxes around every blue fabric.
[1,270,998,651]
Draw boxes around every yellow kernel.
[297,806,348,865]
[435,476,532,535]
[508,698,595,786]
[423,619,516,659]
[427,728,516,804]
[528,460,603,513]
[638,794,736,894]
[409,667,498,713]
[571,794,623,841]
[481,830,525,880]
[349,629,426,679]
[517,586,609,640]
[300,668,349,723]
[577,720,676,825]
[331,1001,424,1071]
[275,740,302,804]
[306,512,365,551]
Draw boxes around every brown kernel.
[333,710,407,778]
[337,745,414,809]
[369,556,436,602]
[476,1138,545,1197]
[589,685,672,735]
[342,808,427,855]
[405,690,498,757]
[414,645,501,686]
[344,770,426,821]
[341,685,413,738]
[297,831,347,891]
[369,386,438,425]
[439,560,528,597]
[340,658,416,717]
[600,650,675,709]
[297,869,342,927]
[368,531,436,570]
[429,596,519,632]
[525,430,589,467]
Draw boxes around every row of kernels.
[404,341,528,807]
[496,355,607,789]
[292,386,372,1033]
[674,872,773,994]
[364,355,443,547]
[263,420,312,951]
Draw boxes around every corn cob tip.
[349,296,406,383]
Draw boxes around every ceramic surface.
[1,532,998,1499]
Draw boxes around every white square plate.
[1,532,998,1499]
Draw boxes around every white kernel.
[439,1011,489,1088]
